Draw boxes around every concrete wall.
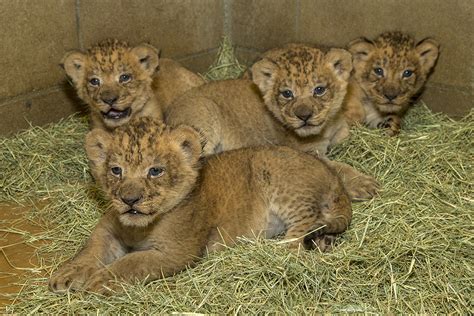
[0,0,472,135]
[0,0,223,135]
[230,0,473,118]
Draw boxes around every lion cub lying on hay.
[49,117,352,294]
[167,44,378,201]
[167,44,351,157]
[344,31,439,136]
[62,39,204,131]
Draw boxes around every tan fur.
[344,31,440,136]
[167,44,352,157]
[62,39,204,131]
[49,117,352,294]
[166,45,378,200]
[152,58,206,114]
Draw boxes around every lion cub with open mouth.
[49,117,352,295]
[62,39,204,131]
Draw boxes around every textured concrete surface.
[0,86,85,135]
[0,0,471,135]
[0,0,78,98]
[80,0,224,58]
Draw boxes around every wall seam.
[223,0,232,40]
[295,0,301,41]
[75,0,83,49]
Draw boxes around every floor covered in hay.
[0,44,472,314]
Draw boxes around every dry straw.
[1,39,472,314]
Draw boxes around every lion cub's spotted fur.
[62,39,204,131]
[167,44,351,157]
[49,117,352,294]
[166,45,378,201]
[344,31,439,135]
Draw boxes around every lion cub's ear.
[415,38,440,74]
[85,129,112,181]
[325,48,353,81]
[348,37,375,63]
[251,58,279,93]
[61,51,87,84]
[170,126,203,164]
[131,43,160,76]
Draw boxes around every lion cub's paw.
[84,269,119,295]
[346,174,380,201]
[49,263,98,293]
[378,116,401,136]
[304,233,337,252]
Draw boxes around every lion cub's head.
[85,117,202,227]
[251,45,352,137]
[62,39,160,129]
[349,31,439,114]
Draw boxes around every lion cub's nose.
[384,93,398,102]
[294,106,313,122]
[102,96,118,106]
[121,196,141,206]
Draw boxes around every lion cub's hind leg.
[261,151,353,251]
[276,184,352,251]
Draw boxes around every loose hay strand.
[2,40,473,314]
[204,36,246,80]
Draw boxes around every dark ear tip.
[59,63,65,70]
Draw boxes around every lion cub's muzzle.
[102,107,131,120]
[118,184,149,215]
[99,90,132,120]
[294,104,314,124]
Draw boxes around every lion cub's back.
[165,79,280,153]
[153,58,206,113]
[200,146,345,209]
[196,146,349,245]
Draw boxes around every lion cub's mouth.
[298,121,323,129]
[125,208,146,215]
[102,107,131,120]
[123,208,156,217]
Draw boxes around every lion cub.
[62,39,204,131]
[166,45,378,201]
[49,117,352,294]
[344,31,440,135]
[167,44,351,157]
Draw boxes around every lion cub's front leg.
[325,160,379,201]
[49,216,125,293]
[83,249,195,295]
[377,114,402,136]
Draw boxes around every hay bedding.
[1,40,472,314]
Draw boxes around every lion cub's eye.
[402,69,413,78]
[89,78,101,86]
[148,167,165,178]
[280,90,294,99]
[119,74,132,83]
[111,166,122,177]
[313,86,327,97]
[373,68,384,77]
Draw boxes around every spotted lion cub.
[345,31,440,135]
[62,39,204,131]
[166,45,378,201]
[49,117,352,294]
[167,44,351,157]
